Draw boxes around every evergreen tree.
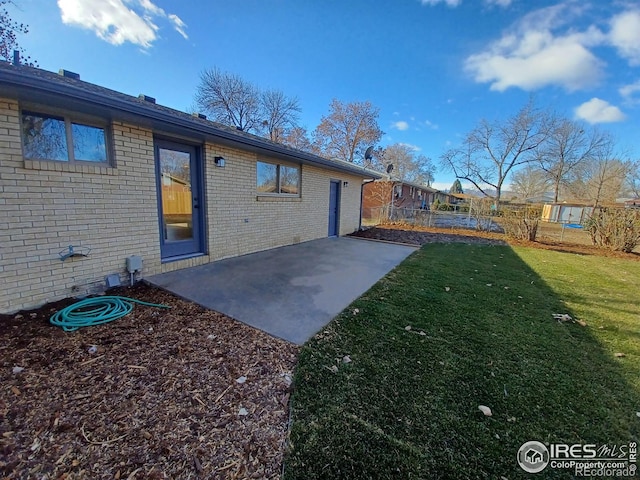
[449,179,463,194]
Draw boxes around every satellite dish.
[364,146,374,161]
[386,164,394,174]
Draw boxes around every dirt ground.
[353,224,640,260]
[2,225,638,480]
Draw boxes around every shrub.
[501,207,541,241]
[584,208,640,253]
[470,198,495,231]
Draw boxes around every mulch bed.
[351,224,640,260]
[350,224,507,246]
[0,283,298,479]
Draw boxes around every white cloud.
[420,0,511,6]
[425,120,439,130]
[392,121,410,131]
[168,14,188,40]
[420,0,462,7]
[620,80,640,103]
[399,142,422,151]
[575,98,626,124]
[138,0,164,17]
[485,0,512,7]
[465,2,606,92]
[609,9,640,66]
[57,0,187,48]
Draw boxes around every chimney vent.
[58,69,80,80]
[192,112,207,120]
[138,94,156,104]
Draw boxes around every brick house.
[362,179,439,222]
[0,63,379,313]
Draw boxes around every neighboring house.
[362,179,438,221]
[0,63,379,313]
[448,193,474,205]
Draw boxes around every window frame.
[20,105,113,166]
[256,160,301,197]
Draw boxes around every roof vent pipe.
[138,94,156,104]
[59,69,80,80]
[192,112,207,120]
[12,50,19,66]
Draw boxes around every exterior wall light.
[343,181,349,188]
[214,156,226,167]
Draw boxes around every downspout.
[360,179,375,230]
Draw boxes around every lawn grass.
[285,244,640,479]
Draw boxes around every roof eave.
[0,68,380,180]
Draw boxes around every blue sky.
[12,0,640,190]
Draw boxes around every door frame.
[154,137,206,260]
[328,180,341,237]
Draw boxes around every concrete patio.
[147,237,417,344]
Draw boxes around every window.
[21,110,109,164]
[257,161,300,195]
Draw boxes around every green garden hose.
[50,296,170,332]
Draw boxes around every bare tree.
[440,100,551,210]
[537,119,608,202]
[313,99,383,164]
[259,89,301,142]
[195,68,260,133]
[569,140,630,207]
[510,165,551,201]
[624,160,640,198]
[379,143,435,185]
[280,126,313,152]
[1,1,37,66]
[363,181,394,223]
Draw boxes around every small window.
[257,161,300,196]
[257,162,278,193]
[72,123,108,162]
[21,110,109,164]
[280,165,299,195]
[21,113,68,161]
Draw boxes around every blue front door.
[328,181,340,237]
[155,139,205,259]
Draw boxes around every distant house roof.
[375,175,438,193]
[0,63,380,180]
[450,193,475,200]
